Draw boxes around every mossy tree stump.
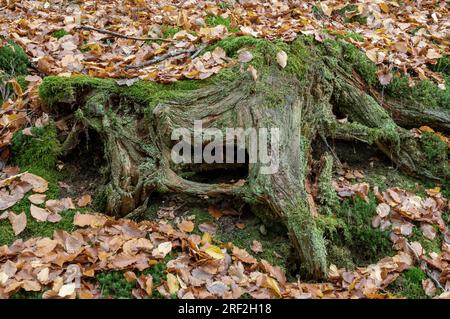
[36,36,450,279]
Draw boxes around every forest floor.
[0,0,449,299]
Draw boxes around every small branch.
[125,46,200,70]
[191,44,207,59]
[75,25,172,42]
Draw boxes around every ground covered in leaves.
[0,0,449,299]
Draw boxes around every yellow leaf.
[419,126,434,133]
[379,3,390,13]
[264,276,281,298]
[205,245,224,259]
[166,273,179,295]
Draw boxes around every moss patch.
[321,194,394,268]
[52,29,69,39]
[388,267,428,299]
[96,254,174,299]
[12,122,61,170]
[0,41,28,75]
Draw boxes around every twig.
[319,133,343,168]
[75,25,172,42]
[191,44,207,59]
[125,47,198,70]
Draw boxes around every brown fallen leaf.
[251,240,263,254]
[28,194,46,205]
[30,204,49,222]
[20,173,48,193]
[198,222,217,234]
[73,212,107,228]
[8,211,26,235]
[77,194,92,207]
[177,220,194,233]
[124,271,137,282]
[232,246,257,264]
[422,278,436,297]
[207,205,223,220]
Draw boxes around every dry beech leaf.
[73,212,107,228]
[167,273,179,295]
[20,173,48,193]
[238,50,253,63]
[58,283,76,298]
[247,65,258,81]
[207,205,223,220]
[198,222,217,234]
[30,204,49,222]
[77,194,92,207]
[28,194,46,205]
[177,220,194,233]
[276,51,287,68]
[8,211,26,235]
[251,240,263,254]
[153,241,172,258]
[205,245,224,260]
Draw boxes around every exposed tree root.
[36,36,449,279]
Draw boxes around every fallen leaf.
[276,51,287,68]
[251,240,263,254]
[152,241,172,258]
[205,245,225,260]
[238,50,253,63]
[8,211,26,235]
[58,283,76,297]
[20,173,48,193]
[207,205,223,220]
[198,222,217,234]
[30,204,49,222]
[422,278,436,297]
[28,194,46,205]
[166,273,179,295]
[177,220,194,233]
[77,194,92,207]
[247,65,258,81]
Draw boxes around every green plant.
[52,29,69,39]
[322,195,394,267]
[388,267,428,299]
[0,41,28,75]
[12,122,61,170]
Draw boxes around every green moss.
[341,41,378,86]
[363,165,421,193]
[205,15,231,28]
[338,32,364,43]
[38,75,116,107]
[11,122,61,170]
[317,155,339,214]
[96,271,136,298]
[161,26,181,39]
[322,194,394,267]
[96,254,174,299]
[388,267,428,299]
[0,196,77,246]
[386,75,450,110]
[52,29,69,39]
[418,132,450,182]
[339,5,367,24]
[0,41,28,75]
[430,56,450,76]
